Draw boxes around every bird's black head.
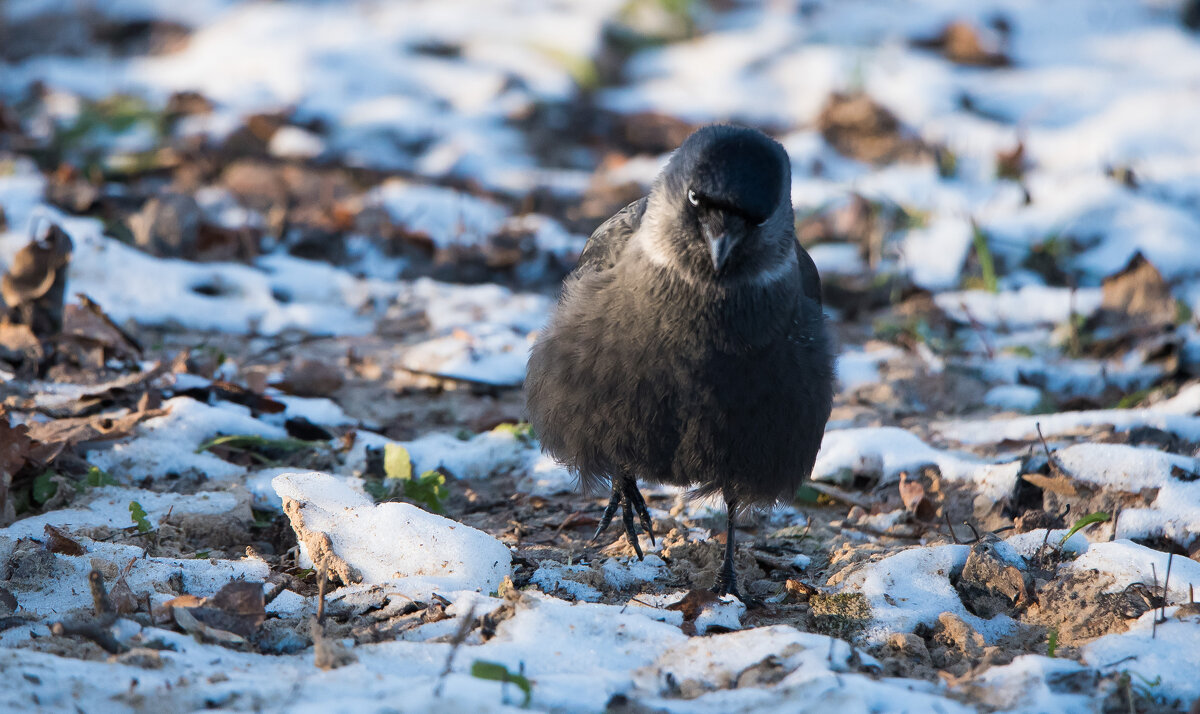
[646,124,793,281]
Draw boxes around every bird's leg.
[622,479,655,546]
[712,497,740,598]
[590,484,622,542]
[621,498,645,560]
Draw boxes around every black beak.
[702,212,746,274]
[707,231,732,273]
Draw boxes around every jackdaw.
[525,124,835,597]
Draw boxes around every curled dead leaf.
[2,222,73,336]
[43,523,84,556]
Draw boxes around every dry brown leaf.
[173,605,247,645]
[914,21,1010,67]
[59,297,141,362]
[0,414,33,525]
[666,589,719,622]
[1100,252,1176,325]
[0,322,42,362]
[165,580,266,642]
[107,577,141,615]
[817,93,928,165]
[2,223,73,336]
[276,359,344,397]
[43,523,84,556]
[899,472,937,521]
[996,141,1026,180]
[1020,471,1079,498]
[24,405,168,448]
[785,579,816,602]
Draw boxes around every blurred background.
[4,5,1200,707]
[2,0,1200,413]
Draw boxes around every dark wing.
[795,241,823,306]
[573,197,647,276]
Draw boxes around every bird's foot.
[590,478,654,560]
[710,578,764,608]
[711,574,740,599]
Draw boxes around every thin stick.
[945,511,962,545]
[1161,553,1174,626]
[88,570,113,616]
[433,603,477,698]
[806,481,872,510]
[1151,562,1159,639]
[316,565,329,624]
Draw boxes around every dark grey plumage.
[525,125,835,596]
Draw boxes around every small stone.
[130,192,201,259]
[888,632,930,660]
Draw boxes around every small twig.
[50,620,124,654]
[805,481,872,510]
[242,334,342,365]
[961,521,981,543]
[958,301,995,359]
[316,564,329,624]
[945,511,962,545]
[554,511,588,536]
[1161,553,1174,626]
[88,570,113,617]
[263,581,288,606]
[433,603,477,698]
[1035,422,1071,478]
[1151,563,1159,639]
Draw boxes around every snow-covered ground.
[3,0,1200,711]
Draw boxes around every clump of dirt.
[956,540,1030,619]
[879,632,936,680]
[659,529,764,591]
[929,612,986,676]
[3,540,59,585]
[1026,570,1148,646]
[810,591,871,639]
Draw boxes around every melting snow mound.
[273,471,511,595]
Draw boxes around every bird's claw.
[590,478,654,560]
[624,481,655,546]
[590,489,622,543]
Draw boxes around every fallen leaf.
[59,295,141,363]
[914,21,1010,67]
[785,579,816,602]
[1021,471,1080,498]
[24,404,169,449]
[817,93,928,165]
[1,222,73,336]
[1100,252,1177,326]
[173,605,247,645]
[996,141,1026,180]
[666,589,719,622]
[899,472,937,521]
[43,524,84,556]
[0,414,32,525]
[276,358,344,397]
[166,580,266,642]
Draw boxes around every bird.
[525,124,834,598]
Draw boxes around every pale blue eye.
[687,189,699,206]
